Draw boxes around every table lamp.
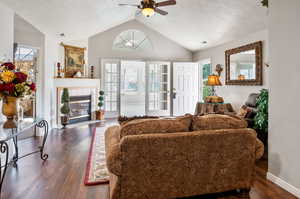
[205,74,224,103]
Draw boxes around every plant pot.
[61,115,69,128]
[2,96,19,129]
[96,110,105,120]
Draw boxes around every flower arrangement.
[0,62,36,98]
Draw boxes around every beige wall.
[88,19,193,78]
[268,0,300,197]
[193,30,269,110]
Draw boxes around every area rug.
[84,127,109,186]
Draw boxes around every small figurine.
[215,64,223,76]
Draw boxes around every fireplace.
[69,95,92,124]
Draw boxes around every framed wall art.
[61,43,86,78]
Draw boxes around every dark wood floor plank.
[2,122,298,199]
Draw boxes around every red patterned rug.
[84,127,109,186]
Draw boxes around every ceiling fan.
[119,0,176,17]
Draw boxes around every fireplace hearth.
[69,95,92,124]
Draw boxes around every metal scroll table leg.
[36,120,49,161]
[12,128,18,167]
[0,142,9,194]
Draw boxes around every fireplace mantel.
[53,78,101,128]
[54,78,100,88]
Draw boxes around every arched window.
[113,29,153,51]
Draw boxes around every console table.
[0,118,49,195]
[194,102,236,115]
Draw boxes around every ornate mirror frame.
[225,41,263,85]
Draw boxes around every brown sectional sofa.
[105,114,264,199]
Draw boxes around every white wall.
[0,3,14,61]
[44,36,59,128]
[193,30,269,110]
[88,19,192,78]
[268,0,300,197]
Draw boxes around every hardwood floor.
[2,122,298,199]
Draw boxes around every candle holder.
[57,62,62,78]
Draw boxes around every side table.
[194,102,236,115]
[0,118,49,196]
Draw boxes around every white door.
[173,62,199,116]
[101,59,120,118]
[146,62,171,116]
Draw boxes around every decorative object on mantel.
[0,62,36,128]
[215,64,223,76]
[205,74,224,103]
[73,71,82,78]
[90,65,94,79]
[96,90,105,120]
[56,62,62,78]
[60,88,70,128]
[60,42,86,78]
[261,0,268,7]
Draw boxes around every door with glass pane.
[120,61,146,117]
[102,60,120,118]
[14,45,38,119]
[146,62,170,116]
[199,59,212,101]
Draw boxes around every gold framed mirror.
[225,41,263,85]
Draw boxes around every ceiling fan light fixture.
[142,7,155,17]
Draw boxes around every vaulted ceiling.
[0,0,267,51]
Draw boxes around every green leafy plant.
[98,90,105,110]
[261,0,268,7]
[60,88,70,115]
[254,89,269,133]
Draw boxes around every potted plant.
[60,88,70,128]
[0,62,36,128]
[254,89,269,145]
[96,90,105,120]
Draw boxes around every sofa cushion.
[120,114,193,138]
[192,114,248,131]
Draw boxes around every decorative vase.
[96,110,105,120]
[61,115,69,129]
[2,96,19,129]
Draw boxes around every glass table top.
[0,118,44,142]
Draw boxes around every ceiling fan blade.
[155,0,176,7]
[155,8,168,15]
[118,4,139,7]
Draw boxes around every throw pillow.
[237,105,251,118]
[120,114,193,138]
[192,114,248,131]
[118,115,159,125]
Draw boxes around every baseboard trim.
[267,172,300,198]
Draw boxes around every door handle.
[172,88,176,99]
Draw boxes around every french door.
[102,59,120,118]
[147,62,171,116]
[101,59,198,118]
